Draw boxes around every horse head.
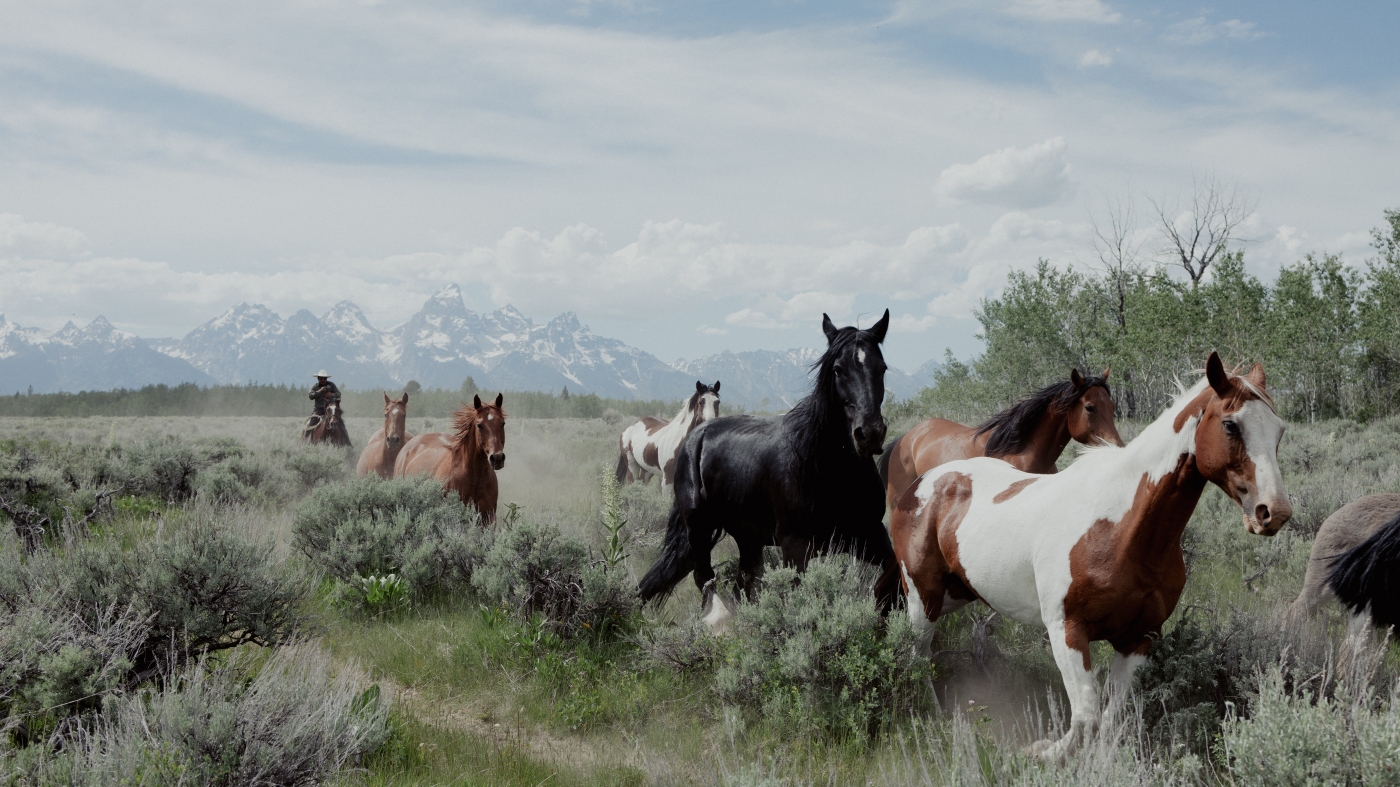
[819,309,890,457]
[690,380,721,424]
[1189,352,1291,536]
[325,401,342,428]
[468,393,507,470]
[383,391,409,449]
[1065,366,1124,448]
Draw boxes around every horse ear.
[1101,364,1111,381]
[696,380,706,393]
[494,392,504,408]
[868,309,890,344]
[474,394,483,409]
[1206,352,1232,397]
[1071,369,1086,391]
[1248,362,1266,389]
[383,392,390,405]
[713,381,720,393]
[402,391,409,403]
[822,314,839,344]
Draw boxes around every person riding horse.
[303,371,342,440]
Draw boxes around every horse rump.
[1326,509,1400,628]
[637,505,696,604]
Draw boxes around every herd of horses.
[320,311,1398,761]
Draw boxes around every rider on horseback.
[303,371,342,440]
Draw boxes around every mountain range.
[2,285,937,406]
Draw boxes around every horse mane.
[1326,508,1400,628]
[974,374,1110,458]
[785,326,861,461]
[450,402,506,452]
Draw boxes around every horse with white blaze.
[890,353,1290,762]
[616,381,721,490]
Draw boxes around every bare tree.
[1088,194,1147,416]
[1149,174,1256,287]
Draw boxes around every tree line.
[0,379,680,420]
[891,207,1400,425]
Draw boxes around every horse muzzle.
[852,421,888,457]
[1245,497,1291,536]
[489,453,506,470]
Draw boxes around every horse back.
[393,432,453,479]
[357,428,387,477]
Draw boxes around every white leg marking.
[901,562,935,657]
[1105,651,1147,725]
[1028,619,1099,762]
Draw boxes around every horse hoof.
[1023,739,1060,762]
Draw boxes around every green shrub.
[715,556,934,739]
[0,513,311,721]
[280,445,347,490]
[8,644,391,786]
[1223,666,1400,787]
[473,517,638,638]
[292,476,489,597]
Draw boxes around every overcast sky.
[1,0,1397,370]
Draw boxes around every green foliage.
[292,476,490,597]
[6,644,391,786]
[893,210,1400,424]
[0,512,311,724]
[715,556,934,739]
[598,472,630,570]
[1223,667,1400,787]
[473,516,639,639]
[335,573,412,617]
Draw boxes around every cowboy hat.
[314,370,331,378]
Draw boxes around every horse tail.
[615,449,630,485]
[637,505,695,605]
[876,433,902,490]
[1325,509,1400,628]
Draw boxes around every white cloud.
[1276,225,1307,254]
[1164,17,1265,46]
[1005,0,1121,24]
[1079,49,1113,68]
[696,324,728,335]
[0,214,89,259]
[724,309,785,330]
[933,137,1073,209]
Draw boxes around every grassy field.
[3,412,1399,785]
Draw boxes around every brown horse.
[357,392,414,478]
[393,394,506,523]
[878,368,1121,509]
[304,399,353,448]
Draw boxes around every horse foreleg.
[1027,618,1099,763]
[738,537,769,601]
[1104,640,1150,730]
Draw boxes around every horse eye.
[833,366,845,377]
[1084,405,1095,414]
[1224,421,1240,436]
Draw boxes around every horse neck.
[785,391,852,477]
[1012,408,1072,473]
[1103,381,1212,558]
[452,416,486,477]
[673,399,699,432]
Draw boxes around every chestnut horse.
[890,354,1290,761]
[356,392,414,478]
[304,400,352,448]
[878,369,1121,510]
[394,394,506,523]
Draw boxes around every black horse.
[637,311,899,610]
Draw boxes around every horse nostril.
[1255,504,1271,526]
[853,427,866,442]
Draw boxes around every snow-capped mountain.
[2,287,940,404]
[0,314,215,394]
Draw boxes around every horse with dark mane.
[304,399,353,448]
[394,394,506,524]
[878,369,1121,509]
[638,311,899,611]
[357,392,414,478]
[1289,494,1400,629]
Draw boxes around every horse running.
[394,394,506,524]
[638,311,899,611]
[1290,494,1400,629]
[304,400,352,448]
[878,369,1121,509]
[616,381,721,490]
[890,353,1289,761]
[357,392,414,478]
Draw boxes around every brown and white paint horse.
[616,381,720,490]
[879,369,1121,510]
[394,394,506,524]
[890,353,1289,761]
[356,392,414,478]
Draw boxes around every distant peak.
[549,311,582,331]
[88,315,114,329]
[431,283,462,300]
